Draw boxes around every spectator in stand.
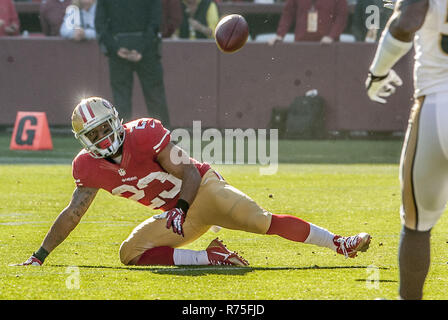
[352,0,393,42]
[60,0,96,41]
[161,0,183,38]
[40,0,71,36]
[268,0,348,45]
[0,0,20,36]
[179,0,219,39]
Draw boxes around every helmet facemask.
[76,116,125,159]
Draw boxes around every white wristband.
[369,30,413,77]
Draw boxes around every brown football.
[214,14,249,53]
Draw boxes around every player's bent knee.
[251,210,273,234]
[416,211,443,232]
[119,240,136,265]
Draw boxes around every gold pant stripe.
[402,96,425,230]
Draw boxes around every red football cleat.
[206,238,249,266]
[334,232,371,258]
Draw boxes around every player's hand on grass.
[154,208,186,237]
[365,69,403,104]
[12,256,43,266]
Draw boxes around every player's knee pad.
[401,205,444,231]
[416,208,444,232]
[119,240,134,265]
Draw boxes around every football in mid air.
[214,14,249,53]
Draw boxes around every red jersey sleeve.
[129,118,171,160]
[149,119,171,158]
[72,154,87,187]
[72,151,97,188]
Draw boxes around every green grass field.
[1,134,447,300]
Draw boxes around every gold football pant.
[119,169,272,265]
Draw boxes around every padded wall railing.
[0,38,414,131]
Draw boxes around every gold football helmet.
[71,97,125,158]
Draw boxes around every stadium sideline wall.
[0,38,414,131]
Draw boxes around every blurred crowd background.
[2,0,392,44]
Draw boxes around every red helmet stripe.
[86,101,95,118]
[79,105,88,123]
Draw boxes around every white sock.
[173,249,210,265]
[304,223,337,251]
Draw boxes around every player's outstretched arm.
[15,186,98,266]
[366,0,429,103]
[153,142,202,237]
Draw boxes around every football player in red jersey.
[17,97,371,267]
